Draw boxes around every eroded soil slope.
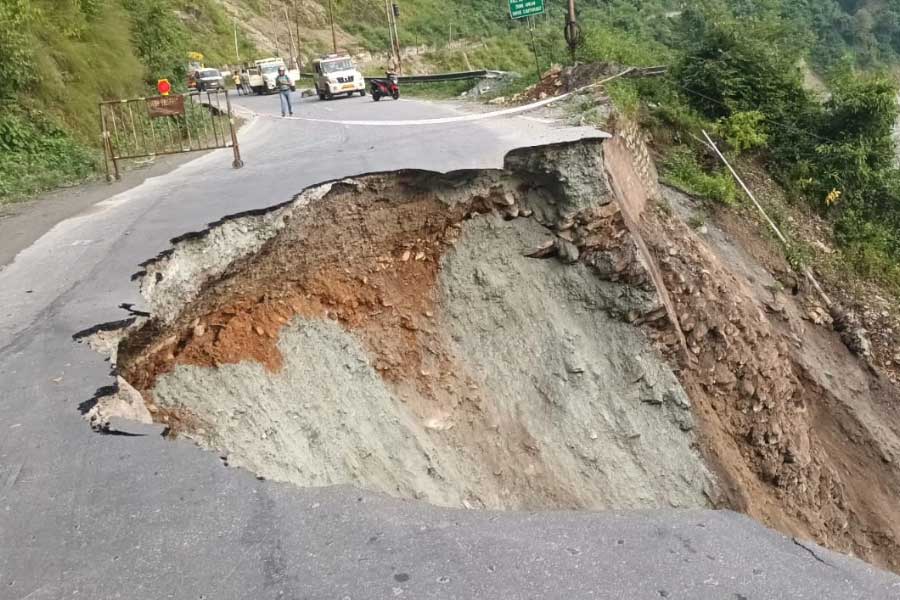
[115,140,713,512]
[102,137,900,572]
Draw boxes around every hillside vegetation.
[568,1,900,290]
[0,0,256,199]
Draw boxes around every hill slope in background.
[1,0,899,198]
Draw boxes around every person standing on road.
[232,72,243,95]
[276,66,293,117]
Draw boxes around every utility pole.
[528,16,541,82]
[293,1,304,70]
[384,0,395,69]
[233,17,240,63]
[328,0,338,53]
[564,0,580,64]
[390,2,402,74]
[268,0,280,55]
[283,6,298,69]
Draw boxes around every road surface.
[1,93,898,599]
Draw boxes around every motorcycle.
[370,72,400,101]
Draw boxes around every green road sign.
[509,0,544,19]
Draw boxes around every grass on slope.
[0,0,146,201]
[0,0,264,202]
[173,0,258,67]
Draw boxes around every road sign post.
[509,0,544,19]
[528,17,542,83]
[509,1,545,82]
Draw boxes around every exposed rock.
[557,239,580,264]
[524,240,557,259]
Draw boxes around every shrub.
[0,110,97,201]
[662,149,738,205]
[0,0,36,98]
[716,111,768,153]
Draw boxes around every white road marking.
[518,116,557,124]
[246,71,629,129]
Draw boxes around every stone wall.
[608,114,661,205]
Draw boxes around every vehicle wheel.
[392,91,400,100]
[373,92,381,101]
[360,89,367,96]
[325,91,333,100]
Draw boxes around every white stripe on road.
[248,70,631,128]
[264,93,566,126]
[517,116,557,124]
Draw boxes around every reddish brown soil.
[117,171,619,509]
[119,176,488,403]
[722,158,900,383]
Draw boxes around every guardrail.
[623,66,668,78]
[397,70,503,83]
[297,70,504,85]
[293,66,664,89]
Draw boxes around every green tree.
[122,0,189,85]
[673,7,825,168]
[0,0,36,98]
[815,70,899,211]
[716,111,769,153]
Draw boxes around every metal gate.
[99,89,243,181]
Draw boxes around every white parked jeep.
[312,54,366,100]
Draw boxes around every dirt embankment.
[113,139,713,512]
[643,185,900,572]
[98,136,900,573]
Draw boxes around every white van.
[312,54,366,100]
[248,58,299,94]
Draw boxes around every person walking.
[232,71,243,95]
[276,66,293,117]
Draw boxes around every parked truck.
[247,58,299,94]
[312,54,366,100]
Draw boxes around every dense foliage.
[661,5,900,285]
[0,0,251,201]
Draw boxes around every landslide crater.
[88,136,900,573]
[111,139,716,511]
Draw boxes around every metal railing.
[396,70,501,84]
[99,89,242,181]
[297,69,504,85]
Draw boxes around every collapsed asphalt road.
[1,94,899,599]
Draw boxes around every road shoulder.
[0,153,204,270]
